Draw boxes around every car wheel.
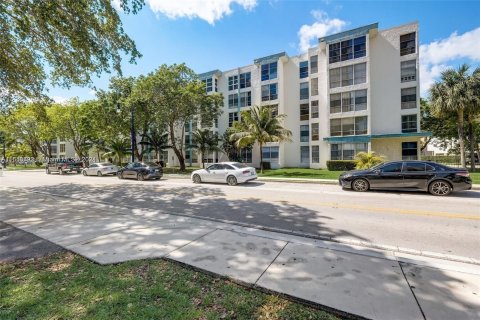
[227,175,238,186]
[46,168,51,174]
[137,173,145,181]
[429,180,452,196]
[117,172,123,179]
[97,171,103,177]
[192,174,202,184]
[352,178,369,192]
[82,170,87,176]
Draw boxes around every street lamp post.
[117,103,135,163]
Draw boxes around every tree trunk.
[457,110,466,168]
[259,142,263,174]
[468,118,476,171]
[169,123,186,171]
[201,151,204,168]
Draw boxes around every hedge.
[326,160,356,171]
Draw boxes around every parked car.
[117,162,163,181]
[82,162,118,176]
[46,160,83,174]
[191,162,257,186]
[339,160,472,196]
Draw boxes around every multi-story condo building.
[171,21,428,169]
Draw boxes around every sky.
[49,0,480,102]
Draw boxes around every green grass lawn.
[0,253,338,320]
[470,172,480,184]
[258,168,343,180]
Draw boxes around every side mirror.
[374,169,381,174]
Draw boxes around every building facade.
[173,22,428,169]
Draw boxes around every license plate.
[155,169,159,172]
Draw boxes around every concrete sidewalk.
[1,188,479,319]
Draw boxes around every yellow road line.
[227,196,480,221]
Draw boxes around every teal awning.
[254,52,286,65]
[319,23,378,44]
[197,69,221,80]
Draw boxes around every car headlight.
[342,173,352,179]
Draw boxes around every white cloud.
[89,89,96,96]
[297,10,346,52]
[111,0,122,11]
[145,0,257,25]
[420,27,480,96]
[52,96,68,104]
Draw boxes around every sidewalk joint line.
[253,241,289,285]
[399,261,426,320]
[165,228,219,258]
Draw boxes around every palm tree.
[191,129,221,168]
[430,64,471,168]
[355,151,386,169]
[102,138,131,166]
[466,67,480,170]
[139,128,170,162]
[230,105,292,173]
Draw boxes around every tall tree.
[0,0,143,111]
[103,138,131,166]
[420,98,458,152]
[191,129,221,168]
[230,105,292,173]
[221,129,241,162]
[429,64,471,167]
[466,67,480,170]
[139,127,170,162]
[142,64,223,170]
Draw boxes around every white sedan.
[191,162,257,186]
[82,162,118,177]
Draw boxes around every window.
[330,143,368,161]
[261,62,277,81]
[239,72,251,88]
[228,94,238,108]
[202,78,213,92]
[229,112,238,127]
[262,146,279,163]
[239,147,252,163]
[354,63,366,84]
[228,75,238,91]
[330,90,367,113]
[299,61,309,78]
[354,89,367,111]
[300,103,309,121]
[300,125,309,142]
[300,82,309,100]
[311,100,319,118]
[239,91,251,107]
[329,36,366,64]
[311,78,318,96]
[310,55,318,74]
[60,144,66,153]
[404,162,425,172]
[329,68,341,88]
[342,65,353,86]
[329,63,366,88]
[353,36,366,59]
[402,142,418,160]
[400,32,416,56]
[270,104,278,117]
[330,116,368,136]
[301,146,310,163]
[261,83,278,101]
[381,162,403,173]
[311,123,319,141]
[312,146,320,163]
[401,60,416,82]
[401,87,417,109]
[402,114,417,133]
[355,116,368,134]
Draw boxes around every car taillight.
[63,164,67,168]
[242,170,250,174]
[456,171,470,177]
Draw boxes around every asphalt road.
[1,170,479,260]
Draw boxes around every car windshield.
[232,163,248,169]
[370,162,386,170]
[144,162,158,167]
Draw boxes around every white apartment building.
[173,22,430,169]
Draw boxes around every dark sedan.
[339,161,472,196]
[117,162,163,181]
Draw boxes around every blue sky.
[49,0,480,102]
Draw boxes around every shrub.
[355,152,386,169]
[260,161,271,170]
[326,160,356,171]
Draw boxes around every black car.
[117,162,163,181]
[339,161,472,196]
